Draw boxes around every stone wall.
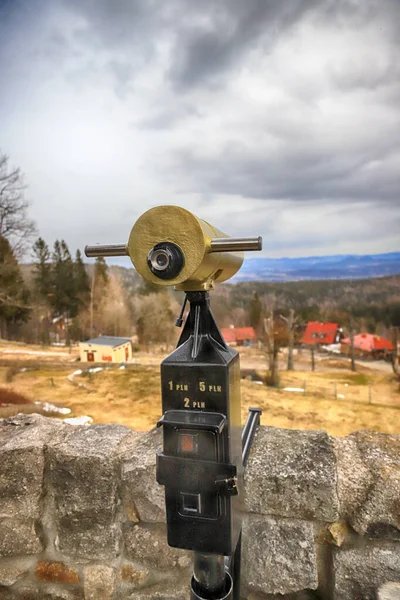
[0,413,399,599]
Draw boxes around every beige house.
[79,336,133,363]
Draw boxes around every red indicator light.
[180,434,194,452]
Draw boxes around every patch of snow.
[283,387,305,393]
[321,344,342,354]
[338,394,345,399]
[35,401,71,415]
[88,367,103,373]
[64,416,93,425]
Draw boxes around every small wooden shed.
[79,336,133,363]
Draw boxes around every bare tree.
[344,318,359,372]
[262,295,281,387]
[349,328,356,372]
[263,312,279,386]
[0,152,36,256]
[280,309,297,371]
[133,291,180,350]
[392,326,400,391]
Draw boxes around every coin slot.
[181,492,201,514]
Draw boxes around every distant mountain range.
[230,252,400,283]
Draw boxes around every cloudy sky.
[0,0,399,261]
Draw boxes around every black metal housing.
[156,292,243,556]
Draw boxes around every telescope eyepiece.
[151,249,170,271]
[147,242,185,280]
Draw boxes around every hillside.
[105,269,400,328]
[231,252,400,282]
[210,274,400,329]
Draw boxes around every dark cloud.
[169,0,320,89]
[169,141,399,205]
[68,0,158,47]
[58,0,325,91]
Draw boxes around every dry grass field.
[0,342,399,436]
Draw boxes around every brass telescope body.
[85,206,262,292]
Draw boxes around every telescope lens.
[147,242,185,280]
[151,250,170,271]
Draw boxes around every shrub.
[0,388,31,406]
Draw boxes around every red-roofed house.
[341,334,394,359]
[221,327,257,346]
[300,322,343,346]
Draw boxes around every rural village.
[0,232,399,437]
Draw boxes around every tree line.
[210,277,400,336]
[1,233,105,342]
[1,233,182,347]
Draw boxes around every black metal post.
[242,408,262,469]
[190,407,261,600]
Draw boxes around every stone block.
[120,562,150,588]
[127,582,189,600]
[47,423,134,559]
[0,557,34,586]
[84,565,116,600]
[334,431,400,538]
[242,515,318,596]
[121,428,166,523]
[378,582,400,599]
[35,561,80,584]
[123,523,192,570]
[0,518,42,558]
[245,427,339,522]
[0,584,84,599]
[333,545,400,600]
[0,414,66,520]
[56,520,120,562]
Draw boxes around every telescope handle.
[85,237,262,258]
[84,244,128,258]
[210,237,262,252]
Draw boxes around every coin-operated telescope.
[86,205,261,600]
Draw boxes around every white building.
[79,336,133,363]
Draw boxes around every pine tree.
[89,257,109,337]
[32,237,52,301]
[61,240,75,300]
[51,240,65,314]
[50,240,75,315]
[0,236,30,338]
[31,237,53,344]
[74,249,90,309]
